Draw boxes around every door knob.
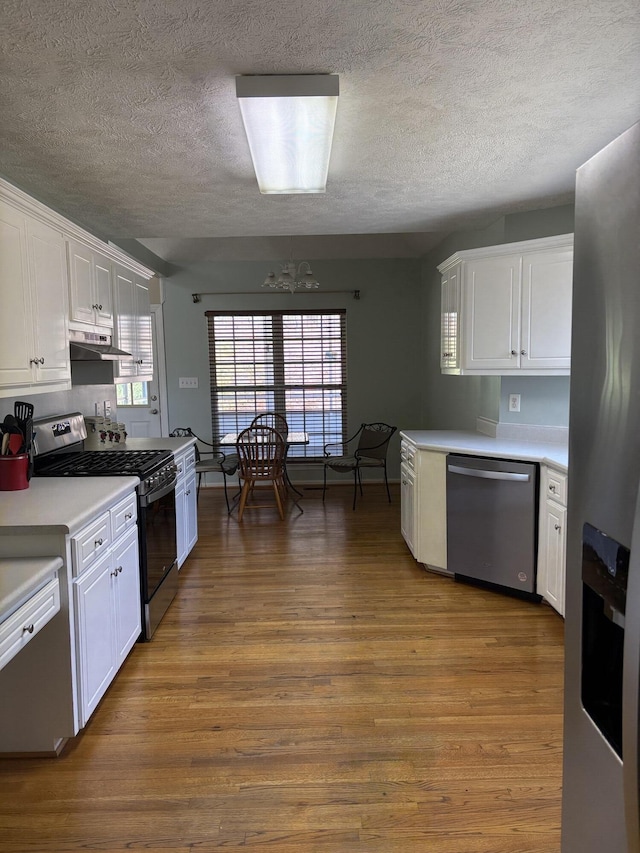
[151,409,158,415]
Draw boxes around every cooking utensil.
[23,416,33,480]
[1,433,9,456]
[14,401,34,423]
[8,434,23,455]
[2,414,21,434]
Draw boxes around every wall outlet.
[104,401,112,417]
[179,377,199,389]
[508,393,521,413]
[94,402,101,416]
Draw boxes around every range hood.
[69,329,133,361]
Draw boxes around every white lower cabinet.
[537,465,568,617]
[400,440,448,572]
[73,513,140,726]
[175,445,198,568]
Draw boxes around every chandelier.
[262,260,320,294]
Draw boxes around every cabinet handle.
[125,513,132,520]
[554,524,561,531]
[186,489,191,496]
[521,350,527,356]
[39,357,45,364]
[23,623,35,634]
[30,358,39,365]
[511,350,517,356]
[95,538,104,547]
[549,484,556,493]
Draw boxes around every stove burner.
[35,449,173,478]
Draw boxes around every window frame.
[205,309,347,460]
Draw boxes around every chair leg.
[272,479,285,519]
[237,480,251,521]
[196,472,201,502]
[222,472,231,513]
[352,468,358,510]
[322,464,327,502]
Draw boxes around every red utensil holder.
[0,454,29,490]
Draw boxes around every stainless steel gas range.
[33,412,178,639]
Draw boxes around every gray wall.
[162,258,423,480]
[420,205,575,431]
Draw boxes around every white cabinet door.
[0,202,33,387]
[74,552,117,725]
[521,249,573,370]
[175,478,187,568]
[400,462,415,556]
[111,528,141,664]
[114,266,153,380]
[28,218,70,385]
[463,255,520,371]
[184,470,198,557]
[541,499,566,617]
[68,241,114,329]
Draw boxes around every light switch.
[179,377,199,389]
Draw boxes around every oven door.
[138,475,178,639]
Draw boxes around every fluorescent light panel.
[236,75,339,194]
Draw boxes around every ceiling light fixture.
[262,259,320,294]
[236,74,339,194]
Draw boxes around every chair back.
[356,422,397,460]
[236,425,286,481]
[251,412,289,438]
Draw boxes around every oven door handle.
[140,473,178,507]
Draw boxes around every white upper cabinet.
[0,200,70,394]
[113,265,153,381]
[438,234,573,376]
[67,240,114,329]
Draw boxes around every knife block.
[0,454,29,490]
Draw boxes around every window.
[116,381,149,407]
[206,310,347,459]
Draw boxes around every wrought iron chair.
[322,422,397,510]
[169,427,239,512]
[235,425,287,521]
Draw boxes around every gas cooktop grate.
[35,449,172,478]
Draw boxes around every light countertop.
[400,430,568,472]
[0,477,139,536]
[0,555,63,620]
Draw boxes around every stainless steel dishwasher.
[446,454,540,599]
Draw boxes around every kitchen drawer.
[72,512,111,577]
[184,447,196,474]
[0,576,60,672]
[545,467,568,506]
[111,492,137,540]
[400,441,416,471]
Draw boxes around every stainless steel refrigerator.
[562,121,640,851]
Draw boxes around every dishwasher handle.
[447,463,531,482]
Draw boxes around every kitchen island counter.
[400,430,568,472]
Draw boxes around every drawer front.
[0,577,60,672]
[111,493,138,540]
[400,441,416,471]
[184,447,196,474]
[545,468,568,506]
[72,512,111,577]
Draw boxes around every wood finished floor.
[0,484,565,853]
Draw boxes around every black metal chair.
[323,422,397,510]
[169,427,239,512]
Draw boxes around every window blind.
[206,309,347,459]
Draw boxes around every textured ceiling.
[1,0,639,262]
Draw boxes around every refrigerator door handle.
[622,485,640,852]
[446,464,530,482]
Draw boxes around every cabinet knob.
[511,350,517,356]
[151,409,158,415]
[521,350,527,356]
[39,357,45,364]
[554,524,561,531]
[23,623,35,634]
[186,489,191,496]
[125,513,132,520]
[95,538,104,547]
[549,484,556,492]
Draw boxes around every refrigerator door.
[623,487,640,847]
[562,120,640,853]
